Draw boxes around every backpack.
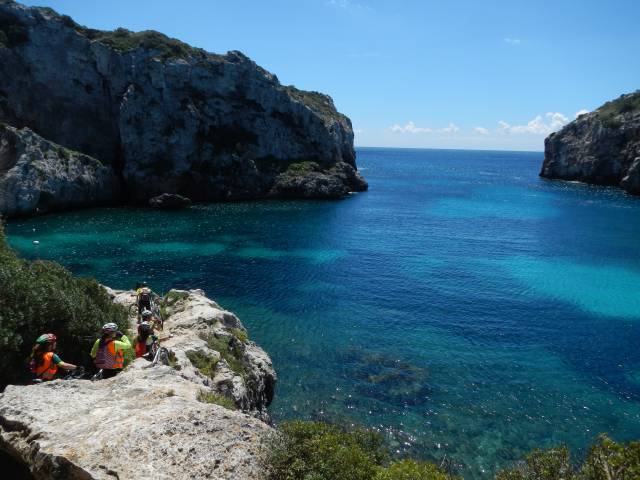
[139,287,151,304]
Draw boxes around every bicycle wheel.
[129,303,139,319]
[153,347,170,366]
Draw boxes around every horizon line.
[354,145,544,154]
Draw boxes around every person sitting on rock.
[90,323,131,379]
[133,321,172,359]
[28,333,77,383]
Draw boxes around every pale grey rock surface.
[0,1,367,217]
[541,91,640,194]
[0,123,120,217]
[0,288,276,479]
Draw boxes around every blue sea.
[6,148,640,478]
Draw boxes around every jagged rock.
[0,288,276,479]
[0,123,120,217]
[541,91,640,194]
[149,193,192,209]
[0,1,367,217]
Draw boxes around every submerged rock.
[541,91,640,194]
[0,1,367,218]
[0,288,276,479]
[149,193,192,209]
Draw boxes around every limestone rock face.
[0,1,367,215]
[0,124,120,217]
[541,91,640,194]
[0,288,276,479]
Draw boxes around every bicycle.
[142,338,171,367]
[91,369,104,381]
[30,366,88,384]
[62,366,86,380]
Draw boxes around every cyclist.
[28,333,77,382]
[136,282,154,318]
[90,323,131,379]
[133,320,172,359]
[141,308,163,331]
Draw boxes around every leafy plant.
[200,333,247,376]
[264,421,387,480]
[185,349,219,378]
[197,390,237,410]
[231,328,248,342]
[596,91,640,128]
[495,435,640,480]
[0,222,128,386]
[376,459,453,480]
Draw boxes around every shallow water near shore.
[6,147,640,478]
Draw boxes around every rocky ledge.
[541,90,640,194]
[0,288,276,479]
[0,1,367,218]
[0,124,120,217]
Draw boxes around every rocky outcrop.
[0,123,120,217]
[541,91,640,194]
[149,193,192,209]
[0,1,367,218]
[0,288,276,479]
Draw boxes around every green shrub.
[579,434,640,480]
[0,222,128,386]
[200,333,247,377]
[495,435,640,480]
[197,390,237,410]
[375,459,453,480]
[264,421,390,480]
[596,91,640,128]
[495,446,572,480]
[284,86,344,121]
[230,328,248,343]
[185,349,218,378]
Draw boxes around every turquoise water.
[6,148,640,478]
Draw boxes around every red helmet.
[36,333,57,345]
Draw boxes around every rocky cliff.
[541,91,640,194]
[0,1,367,217]
[0,123,120,216]
[0,288,277,479]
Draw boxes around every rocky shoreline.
[0,288,276,479]
[541,91,640,194]
[0,1,367,218]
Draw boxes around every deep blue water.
[6,148,640,478]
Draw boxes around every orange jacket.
[35,352,58,380]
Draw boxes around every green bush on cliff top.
[495,434,640,479]
[0,222,128,386]
[263,421,457,480]
[265,422,640,480]
[596,90,640,128]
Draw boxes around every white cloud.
[504,38,521,45]
[439,122,459,133]
[575,109,590,118]
[354,128,364,134]
[389,121,461,134]
[474,126,489,135]
[497,112,569,135]
[390,121,432,134]
[326,0,367,10]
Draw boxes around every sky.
[20,0,640,151]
